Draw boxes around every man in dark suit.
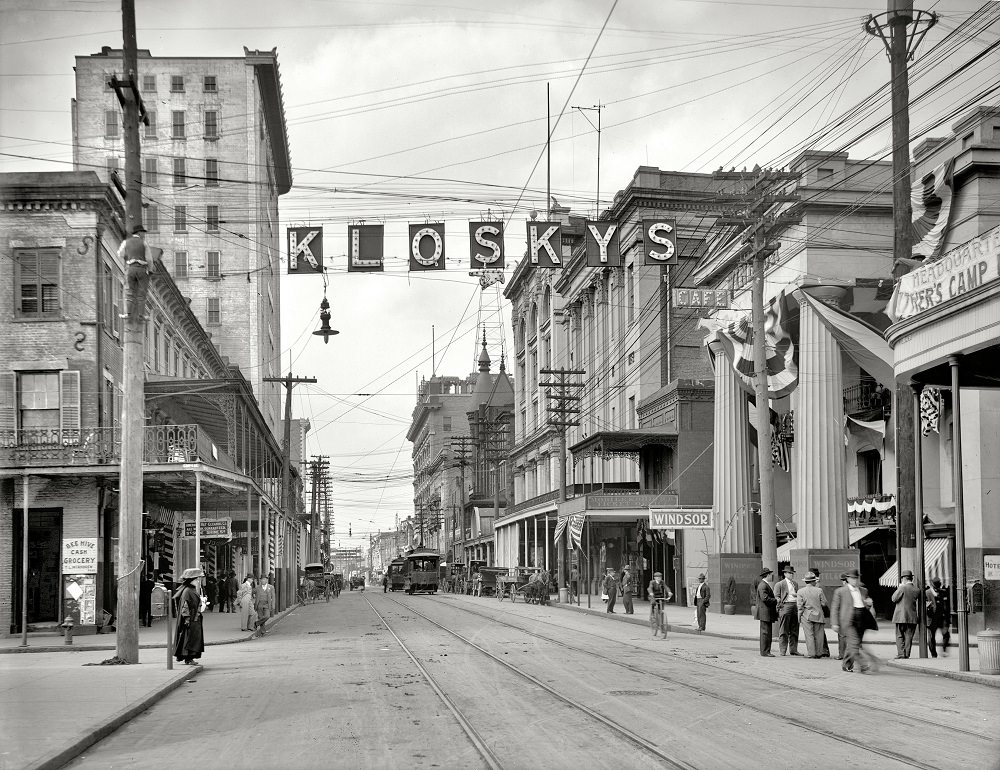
[756,568,778,657]
[774,565,801,655]
[832,568,876,673]
[891,569,920,659]
[693,573,710,631]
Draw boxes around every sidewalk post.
[166,595,173,670]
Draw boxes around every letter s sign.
[642,219,678,266]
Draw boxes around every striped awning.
[878,538,951,587]
[776,526,881,562]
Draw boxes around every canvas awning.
[879,538,951,587]
[777,526,883,561]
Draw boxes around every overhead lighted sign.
[181,517,232,540]
[648,508,713,530]
[409,223,446,271]
[673,288,731,309]
[347,224,385,272]
[889,225,1000,320]
[287,227,324,274]
[469,221,504,269]
[62,538,98,574]
[642,219,678,266]
[585,221,620,267]
[526,221,563,267]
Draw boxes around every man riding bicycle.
[648,571,673,638]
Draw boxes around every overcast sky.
[0,0,994,549]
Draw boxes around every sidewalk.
[551,593,997,688]
[0,606,294,770]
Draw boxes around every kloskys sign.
[291,219,678,274]
[889,225,1000,321]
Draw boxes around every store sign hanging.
[673,288,731,309]
[641,219,678,266]
[648,508,713,529]
[889,225,1000,321]
[409,223,446,271]
[585,221,620,267]
[180,517,233,540]
[347,224,385,272]
[287,227,324,274]
[469,221,504,269]
[526,221,563,267]
[62,538,98,574]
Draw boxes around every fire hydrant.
[61,616,74,645]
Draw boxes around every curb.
[25,664,202,770]
[0,605,298,655]
[884,659,1000,689]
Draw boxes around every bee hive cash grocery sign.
[62,538,98,574]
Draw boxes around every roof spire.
[477,325,491,373]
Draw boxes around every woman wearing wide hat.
[173,567,205,665]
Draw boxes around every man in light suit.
[796,571,829,658]
[774,565,802,655]
[756,568,778,657]
[693,573,710,631]
[832,568,876,673]
[891,569,920,659]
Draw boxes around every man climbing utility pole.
[113,0,153,665]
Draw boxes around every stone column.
[794,294,848,550]
[709,341,753,553]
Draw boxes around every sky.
[0,0,995,551]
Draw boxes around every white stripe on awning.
[777,539,797,561]
[878,538,951,587]
[849,525,882,545]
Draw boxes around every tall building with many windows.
[71,46,291,436]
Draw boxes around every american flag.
[771,430,790,472]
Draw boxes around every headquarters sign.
[649,508,713,530]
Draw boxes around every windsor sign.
[648,508,713,530]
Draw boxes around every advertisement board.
[648,508,713,529]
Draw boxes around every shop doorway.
[12,508,63,632]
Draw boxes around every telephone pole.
[449,435,472,563]
[113,0,152,665]
[308,456,329,563]
[540,368,585,593]
[713,169,800,574]
[865,0,938,662]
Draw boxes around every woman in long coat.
[173,568,205,665]
[236,575,256,632]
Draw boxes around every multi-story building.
[0,171,294,635]
[71,46,291,438]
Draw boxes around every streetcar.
[387,558,407,591]
[403,548,441,594]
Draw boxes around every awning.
[777,539,797,561]
[777,526,881,561]
[878,538,951,587]
[569,426,677,461]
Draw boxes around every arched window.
[529,303,538,339]
[541,287,551,320]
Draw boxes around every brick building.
[71,46,291,438]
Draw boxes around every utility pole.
[450,435,472,564]
[865,0,937,661]
[540,368,585,594]
[713,169,801,574]
[308,456,329,563]
[112,0,152,665]
[265,372,317,606]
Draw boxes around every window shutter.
[39,251,60,314]
[60,370,81,444]
[0,371,15,447]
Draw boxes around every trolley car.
[403,548,441,594]
[387,558,407,592]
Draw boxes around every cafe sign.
[889,225,1000,321]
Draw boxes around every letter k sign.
[288,227,323,273]
[527,222,562,267]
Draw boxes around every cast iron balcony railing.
[0,424,204,468]
[843,379,891,419]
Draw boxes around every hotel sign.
[649,508,713,530]
[889,226,1000,321]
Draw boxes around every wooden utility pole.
[449,435,472,563]
[308,456,329,562]
[112,0,151,665]
[540,368,585,593]
[865,0,936,659]
[713,169,800,574]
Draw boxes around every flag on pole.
[568,514,584,552]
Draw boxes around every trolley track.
[439,594,995,743]
[367,594,698,770]
[421,594,994,770]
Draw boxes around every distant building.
[71,46,291,438]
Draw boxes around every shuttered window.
[59,370,81,444]
[0,372,15,447]
[16,248,60,318]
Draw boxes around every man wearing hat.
[620,565,635,615]
[832,568,876,672]
[648,571,672,637]
[796,572,829,658]
[602,566,619,614]
[116,224,156,320]
[925,577,950,657]
[774,565,802,655]
[891,569,920,659]
[755,568,778,656]
[693,573,710,632]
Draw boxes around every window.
[628,396,636,429]
[173,345,180,377]
[141,75,156,92]
[203,75,217,92]
[144,157,157,186]
[18,373,60,429]
[204,110,218,139]
[165,333,175,375]
[627,264,635,324]
[174,205,187,231]
[170,75,184,92]
[206,205,219,232]
[1,371,81,444]
[15,248,60,318]
[152,324,161,371]
[859,449,882,496]
[144,205,158,233]
[207,297,221,324]
[173,157,186,186]
[174,251,188,278]
[206,250,220,278]
[171,111,185,139]
[443,417,452,432]
[205,158,219,186]
[106,157,119,174]
[144,111,156,139]
[105,110,119,138]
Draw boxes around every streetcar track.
[373,594,697,770]
[422,594,985,770]
[364,596,503,770]
[437,594,994,742]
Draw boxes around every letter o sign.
[409,224,446,270]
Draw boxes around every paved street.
[23,592,991,770]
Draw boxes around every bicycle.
[649,597,670,638]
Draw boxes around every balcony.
[0,424,210,469]
[844,379,891,420]
[848,493,896,528]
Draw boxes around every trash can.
[977,629,1000,675]
[558,588,569,604]
[151,584,169,618]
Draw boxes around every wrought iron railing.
[0,425,203,468]
[848,493,896,528]
[843,380,891,418]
